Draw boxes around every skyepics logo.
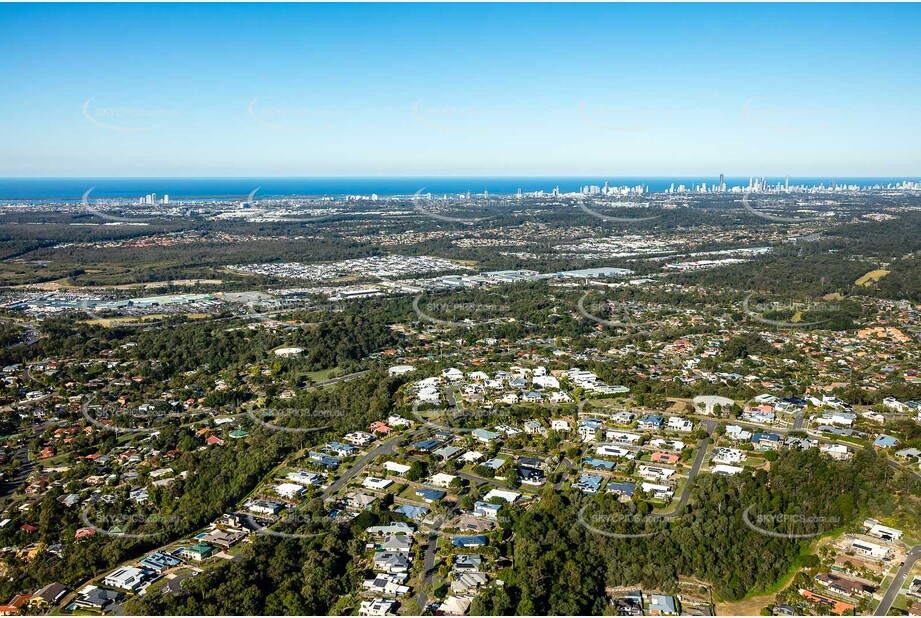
[742,98,830,137]
[245,403,338,434]
[411,100,494,133]
[576,507,666,539]
[742,506,840,539]
[576,197,660,225]
[82,397,196,433]
[409,397,507,434]
[741,192,826,224]
[246,509,335,540]
[82,97,176,132]
[80,299,170,330]
[240,187,342,224]
[412,294,505,328]
[577,99,667,134]
[80,507,181,540]
[247,98,342,133]
[81,188,153,224]
[742,293,831,328]
[576,290,653,335]
[412,189,489,225]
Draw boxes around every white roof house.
[102,566,148,591]
[711,464,744,475]
[639,465,676,481]
[359,598,397,616]
[725,424,753,441]
[712,447,745,464]
[388,365,416,376]
[864,520,903,541]
[383,461,412,475]
[483,488,520,503]
[441,368,464,382]
[667,416,694,432]
[641,482,674,500]
[362,477,394,491]
[274,483,305,499]
[286,471,323,486]
[820,443,851,460]
[429,473,457,487]
[851,539,892,560]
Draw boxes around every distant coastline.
[0,176,918,200]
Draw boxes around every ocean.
[0,177,915,201]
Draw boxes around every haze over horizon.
[2,3,920,177]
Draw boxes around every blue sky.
[1,3,919,177]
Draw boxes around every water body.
[0,177,916,201]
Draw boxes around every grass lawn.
[306,367,341,383]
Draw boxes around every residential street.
[321,431,418,500]
[657,418,715,520]
[875,545,921,615]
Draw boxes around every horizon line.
[2,174,919,180]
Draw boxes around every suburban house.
[712,447,744,464]
[850,538,893,561]
[275,482,306,499]
[578,419,604,441]
[873,434,899,449]
[359,598,397,616]
[725,425,752,441]
[179,542,215,562]
[607,430,641,445]
[472,428,500,443]
[650,452,679,465]
[667,416,694,432]
[650,438,685,451]
[820,443,851,461]
[596,444,636,459]
[551,419,572,432]
[642,483,674,500]
[483,488,519,503]
[383,461,411,476]
[638,415,664,430]
[429,473,457,488]
[607,481,636,500]
[451,535,487,548]
[574,474,603,494]
[416,488,447,503]
[367,522,415,537]
[639,465,676,481]
[454,554,483,572]
[102,566,151,591]
[341,492,377,512]
[373,551,411,573]
[362,477,393,491]
[864,520,903,542]
[29,583,66,608]
[751,432,781,450]
[648,594,678,615]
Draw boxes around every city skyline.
[2,3,920,177]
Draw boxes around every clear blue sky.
[1,3,919,177]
